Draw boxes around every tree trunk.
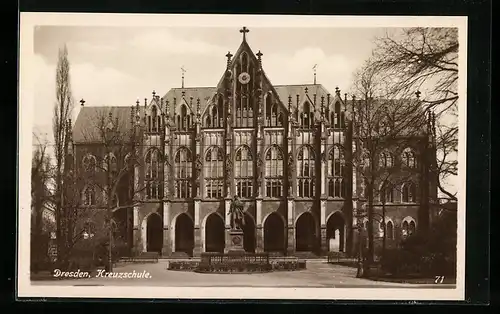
[366,179,375,272]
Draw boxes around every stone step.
[293,251,322,259]
[138,251,160,259]
[169,252,191,259]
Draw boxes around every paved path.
[32,260,456,288]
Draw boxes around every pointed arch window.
[386,221,394,240]
[265,94,282,127]
[380,180,394,203]
[379,151,394,168]
[402,148,417,168]
[236,92,253,128]
[174,147,192,198]
[327,145,346,198]
[402,181,417,203]
[82,154,97,173]
[297,146,315,198]
[204,146,224,199]
[205,96,224,128]
[235,145,253,198]
[147,105,162,133]
[83,185,96,206]
[402,218,416,237]
[103,152,118,173]
[265,145,284,198]
[333,101,345,128]
[300,101,313,128]
[177,104,190,131]
[145,149,161,200]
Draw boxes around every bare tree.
[52,44,74,264]
[73,106,153,270]
[31,134,52,272]
[370,27,459,202]
[349,60,427,276]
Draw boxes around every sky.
[32,25,458,197]
[33,26,388,138]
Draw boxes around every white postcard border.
[18,13,468,301]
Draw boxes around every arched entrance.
[326,211,345,252]
[146,213,163,253]
[205,213,225,253]
[264,212,285,253]
[295,212,316,252]
[243,212,256,253]
[175,213,194,256]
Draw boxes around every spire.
[226,51,233,69]
[320,95,326,121]
[256,50,263,68]
[313,64,317,84]
[135,98,140,124]
[239,26,249,42]
[181,66,186,89]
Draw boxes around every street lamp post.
[355,209,365,278]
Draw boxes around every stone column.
[286,198,295,255]
[320,138,327,195]
[255,198,263,252]
[320,199,328,254]
[224,198,231,251]
[133,206,141,255]
[161,201,171,256]
[193,199,202,256]
[320,226,328,254]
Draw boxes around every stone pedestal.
[226,229,245,254]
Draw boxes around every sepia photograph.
[18,13,467,300]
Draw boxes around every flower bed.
[167,259,306,272]
[167,261,199,271]
[270,260,306,271]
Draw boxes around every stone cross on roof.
[240,26,249,41]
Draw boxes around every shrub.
[379,211,457,278]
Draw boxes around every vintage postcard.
[18,13,467,300]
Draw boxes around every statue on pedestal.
[228,195,245,230]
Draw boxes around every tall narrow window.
[178,104,189,131]
[402,148,417,168]
[204,146,224,199]
[402,182,416,202]
[265,94,281,127]
[386,221,394,240]
[380,180,394,203]
[149,105,160,133]
[103,152,118,173]
[83,185,96,206]
[265,145,284,198]
[174,147,192,198]
[297,146,315,197]
[300,102,313,128]
[327,145,346,198]
[379,151,394,168]
[235,145,253,198]
[334,101,345,128]
[145,149,161,200]
[204,97,224,128]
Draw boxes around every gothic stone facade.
[70,33,437,257]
